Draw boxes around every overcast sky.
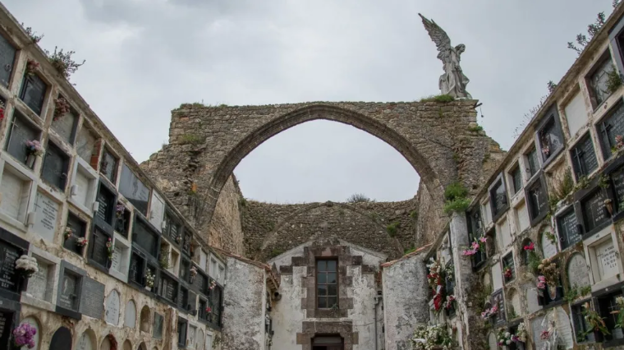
[3,0,615,203]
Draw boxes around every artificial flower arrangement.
[536,258,558,290]
[613,135,624,154]
[12,322,37,349]
[443,295,456,311]
[25,59,39,76]
[513,322,527,343]
[76,237,88,247]
[190,266,198,280]
[461,235,487,256]
[503,267,513,280]
[145,270,155,289]
[523,241,535,251]
[0,100,5,121]
[411,323,456,350]
[581,302,610,337]
[497,329,513,347]
[63,226,74,241]
[106,237,114,260]
[25,140,43,157]
[209,279,217,290]
[53,96,71,121]
[205,306,212,314]
[15,255,38,278]
[116,204,125,218]
[481,303,499,320]
[426,257,446,312]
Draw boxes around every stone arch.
[137,342,147,350]
[124,299,137,328]
[123,340,132,350]
[20,316,42,350]
[143,101,500,250]
[566,252,591,289]
[76,329,96,350]
[259,201,406,259]
[105,289,121,326]
[100,334,117,350]
[50,327,72,350]
[506,287,522,318]
[139,305,151,333]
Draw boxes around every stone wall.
[381,249,430,350]
[221,257,267,350]
[268,238,386,350]
[206,175,244,254]
[142,101,504,256]
[241,198,421,261]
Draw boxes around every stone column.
[449,212,481,350]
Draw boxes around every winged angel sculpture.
[419,14,472,99]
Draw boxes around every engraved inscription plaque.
[33,192,59,242]
[79,278,105,319]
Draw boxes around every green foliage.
[386,222,400,237]
[404,246,417,254]
[547,81,558,93]
[180,134,204,145]
[528,251,542,275]
[468,125,483,132]
[346,193,372,203]
[443,181,470,215]
[580,285,592,296]
[564,287,579,303]
[419,94,455,103]
[549,169,575,210]
[370,212,380,223]
[21,22,43,43]
[44,46,85,80]
[568,12,607,55]
[599,173,611,189]
[410,210,418,220]
[269,248,283,258]
[607,68,623,94]
[238,198,248,207]
[574,176,590,191]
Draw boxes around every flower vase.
[548,283,558,300]
[25,154,36,168]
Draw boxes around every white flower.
[15,255,38,273]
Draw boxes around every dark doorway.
[49,326,72,350]
[312,335,343,350]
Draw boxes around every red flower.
[523,242,535,251]
[433,293,443,311]
[0,108,4,121]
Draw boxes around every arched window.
[140,306,151,332]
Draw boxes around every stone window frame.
[569,131,599,180]
[55,260,86,320]
[508,162,523,197]
[534,104,565,167]
[523,144,541,181]
[585,50,617,110]
[584,227,623,291]
[23,245,61,311]
[68,156,98,217]
[524,172,549,227]
[18,70,49,117]
[0,30,18,88]
[40,139,71,191]
[296,321,357,350]
[109,232,131,283]
[99,146,119,186]
[315,258,339,310]
[0,153,38,230]
[488,173,509,223]
[4,108,43,170]
[596,98,624,161]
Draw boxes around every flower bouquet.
[76,237,88,247]
[462,235,487,256]
[116,204,125,218]
[53,96,71,121]
[63,226,74,241]
[145,270,155,290]
[25,140,43,157]
[497,329,513,346]
[15,255,38,278]
[106,237,114,259]
[503,267,513,280]
[523,241,535,251]
[209,279,217,290]
[205,306,212,314]
[13,322,37,349]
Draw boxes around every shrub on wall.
[443,182,470,215]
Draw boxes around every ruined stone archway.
[143,100,501,254]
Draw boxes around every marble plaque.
[205,334,212,350]
[488,332,497,350]
[124,300,136,328]
[542,232,558,259]
[58,273,78,310]
[26,259,50,301]
[196,329,204,349]
[153,313,163,339]
[105,290,120,325]
[526,286,542,314]
[33,192,59,242]
[531,316,547,350]
[188,325,196,347]
[20,317,40,350]
[111,245,123,272]
[596,240,619,280]
[491,262,503,291]
[79,277,104,319]
[0,241,21,292]
[0,311,10,344]
[77,332,94,350]
[567,254,590,288]
[555,307,574,349]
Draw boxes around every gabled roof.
[212,247,280,289]
[381,244,432,268]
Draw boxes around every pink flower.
[479,236,487,243]
[490,305,498,313]
[462,249,477,256]
[540,331,550,340]
[471,241,480,250]
[523,242,535,251]
[537,275,546,289]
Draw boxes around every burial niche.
[49,327,72,350]
[124,300,136,328]
[140,306,150,332]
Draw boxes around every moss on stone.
[419,94,455,103]
[179,134,204,145]
[386,222,400,237]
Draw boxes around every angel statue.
[419,14,472,99]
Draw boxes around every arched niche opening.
[100,334,117,350]
[49,327,72,350]
[123,340,132,350]
[139,306,151,333]
[124,300,137,328]
[105,290,121,326]
[521,238,535,266]
[138,342,147,350]
[76,329,96,350]
[18,317,41,350]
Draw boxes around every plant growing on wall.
[44,46,85,80]
[549,169,574,210]
[614,296,624,329]
[411,323,456,350]
[25,59,39,76]
[607,68,624,94]
[12,322,37,349]
[581,302,610,336]
[106,238,114,260]
[443,181,470,215]
[346,193,371,203]
[53,96,71,121]
[20,23,43,43]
